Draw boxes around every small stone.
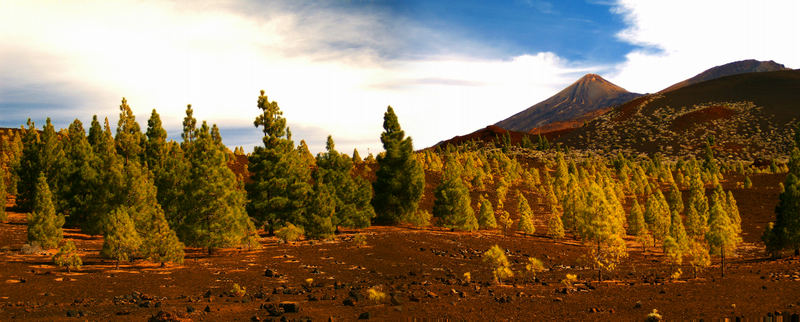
[634,301,642,308]
[553,297,563,302]
[358,312,370,320]
[204,305,212,312]
[186,306,195,313]
[343,298,356,306]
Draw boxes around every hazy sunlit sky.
[1,0,798,154]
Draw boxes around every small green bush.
[353,233,367,246]
[276,223,304,242]
[401,209,432,227]
[52,240,82,272]
[231,283,246,297]
[483,245,513,284]
[367,286,387,303]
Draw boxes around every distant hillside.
[660,59,790,93]
[555,70,800,159]
[495,73,641,132]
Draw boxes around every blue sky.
[0,0,798,153]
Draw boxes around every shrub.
[231,283,246,297]
[482,245,513,284]
[304,278,314,287]
[524,257,545,281]
[743,176,752,189]
[462,272,471,283]
[276,223,304,242]
[401,209,432,227]
[52,240,82,272]
[646,309,663,321]
[561,273,577,288]
[367,286,388,303]
[353,233,367,246]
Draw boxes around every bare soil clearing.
[2,173,800,321]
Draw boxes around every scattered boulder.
[279,301,300,313]
[358,312,371,320]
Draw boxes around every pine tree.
[687,239,710,278]
[115,98,145,163]
[575,183,627,281]
[668,210,689,256]
[0,166,6,222]
[16,119,40,212]
[644,191,671,246]
[497,209,514,236]
[83,117,126,235]
[352,148,362,165]
[667,183,683,214]
[516,191,535,235]
[477,195,497,229]
[27,173,64,249]
[547,213,565,239]
[246,91,312,233]
[184,120,256,251]
[686,176,709,221]
[764,143,800,256]
[433,158,477,231]
[372,106,425,224]
[627,198,646,236]
[58,119,98,228]
[297,140,316,167]
[706,202,740,277]
[684,202,708,240]
[303,181,336,239]
[314,136,375,229]
[144,109,168,170]
[101,206,142,269]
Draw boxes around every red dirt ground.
[2,173,800,321]
[670,106,738,131]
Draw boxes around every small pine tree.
[626,198,646,237]
[27,173,64,249]
[477,195,497,229]
[52,240,82,272]
[433,159,478,231]
[483,245,513,284]
[547,213,565,239]
[743,176,752,189]
[102,207,142,269]
[706,203,740,277]
[687,240,710,278]
[497,210,514,236]
[516,192,535,235]
[524,257,545,281]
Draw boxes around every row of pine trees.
[1,90,800,275]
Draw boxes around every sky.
[1,0,798,154]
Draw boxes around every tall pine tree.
[372,106,424,224]
[246,91,312,234]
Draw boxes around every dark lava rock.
[149,311,182,322]
[358,312,371,320]
[186,305,195,313]
[265,269,278,277]
[343,298,356,306]
[262,303,283,316]
[204,305,212,312]
[279,301,300,313]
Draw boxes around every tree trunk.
[794,248,799,256]
[597,241,602,282]
[116,259,120,270]
[721,248,725,277]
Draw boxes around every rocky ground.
[2,173,800,321]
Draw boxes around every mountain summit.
[495,73,641,132]
[660,59,790,93]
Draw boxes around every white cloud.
[0,0,590,153]
[608,0,800,93]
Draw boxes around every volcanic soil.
[2,173,800,321]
